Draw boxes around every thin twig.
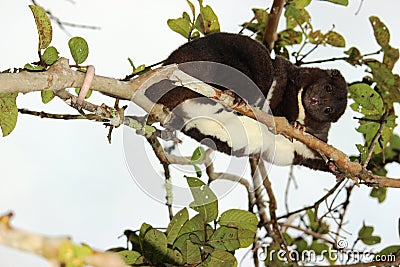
[145,133,174,220]
[335,185,354,244]
[279,223,337,248]
[249,157,269,225]
[284,166,298,214]
[300,50,382,65]
[362,111,388,168]
[31,0,100,37]
[18,108,100,121]
[355,0,365,16]
[277,180,345,220]
[258,160,294,264]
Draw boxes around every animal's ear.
[327,69,340,78]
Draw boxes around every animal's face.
[303,69,348,122]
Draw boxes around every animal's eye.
[324,107,333,114]
[325,84,333,92]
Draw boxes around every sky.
[0,0,399,266]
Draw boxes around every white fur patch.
[178,98,317,165]
[297,88,306,124]
[262,79,277,111]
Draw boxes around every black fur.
[145,32,348,172]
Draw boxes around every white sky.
[0,0,399,266]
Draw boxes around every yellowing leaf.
[325,31,345,47]
[383,45,399,70]
[370,16,390,48]
[309,30,325,45]
[195,5,220,34]
[29,5,52,50]
[0,93,18,137]
[279,29,303,45]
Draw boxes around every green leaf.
[310,240,329,255]
[191,31,201,39]
[42,46,59,65]
[173,234,202,265]
[325,30,346,47]
[132,64,146,75]
[376,245,400,260]
[200,250,238,267]
[320,0,348,6]
[139,223,152,251]
[41,90,55,104]
[285,4,310,29]
[194,164,202,178]
[356,144,369,163]
[370,187,387,203]
[165,248,184,265]
[178,214,205,236]
[187,177,218,223]
[123,230,141,252]
[209,226,240,251]
[182,12,191,23]
[237,229,256,248]
[294,238,308,253]
[358,223,381,246]
[252,8,269,25]
[195,5,220,34]
[166,208,189,245]
[282,232,294,246]
[117,250,141,265]
[24,64,45,71]
[75,88,92,100]
[357,114,395,155]
[142,228,168,264]
[293,0,312,9]
[218,209,258,232]
[349,83,384,115]
[167,18,192,39]
[68,37,89,65]
[187,0,196,20]
[369,16,390,48]
[0,93,18,137]
[307,209,322,233]
[29,5,52,50]
[366,60,400,103]
[279,29,303,45]
[191,146,205,164]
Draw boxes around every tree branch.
[0,212,125,267]
[263,0,286,50]
[1,58,400,188]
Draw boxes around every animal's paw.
[225,90,248,109]
[292,121,306,132]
